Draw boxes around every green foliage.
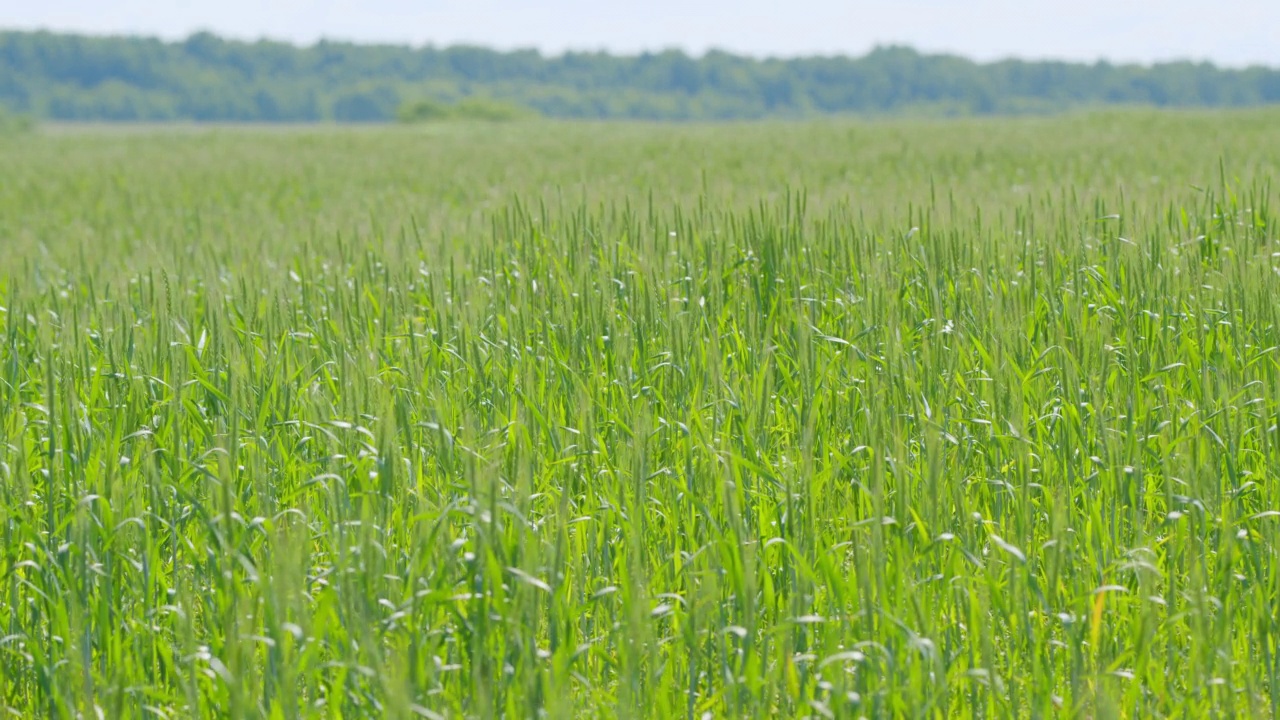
[0,111,1279,716]
[397,96,536,123]
[396,98,453,123]
[0,108,33,135]
[2,30,1279,122]
[451,97,536,121]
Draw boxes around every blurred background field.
[5,109,1279,274]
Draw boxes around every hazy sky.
[4,0,1278,67]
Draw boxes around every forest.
[2,29,1280,121]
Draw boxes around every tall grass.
[1,111,1279,717]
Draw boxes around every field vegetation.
[397,98,537,124]
[1,110,1280,717]
[0,109,32,136]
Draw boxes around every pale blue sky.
[4,0,1278,67]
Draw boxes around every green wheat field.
[2,110,1280,717]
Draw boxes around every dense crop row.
[1,113,1279,716]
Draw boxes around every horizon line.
[2,25,1274,72]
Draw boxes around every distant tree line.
[2,30,1279,122]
